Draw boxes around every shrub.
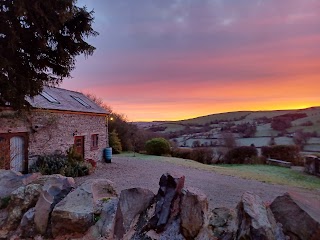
[271,118,292,132]
[223,146,258,164]
[261,145,302,165]
[109,129,122,154]
[29,153,67,175]
[30,147,92,177]
[190,148,213,164]
[145,138,171,156]
[171,148,192,160]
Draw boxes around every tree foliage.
[109,130,122,154]
[223,146,258,164]
[145,138,171,156]
[0,0,98,108]
[261,145,301,165]
[271,117,292,132]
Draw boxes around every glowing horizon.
[62,0,320,121]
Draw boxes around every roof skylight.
[71,96,91,108]
[40,91,60,104]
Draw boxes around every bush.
[30,147,92,177]
[261,145,302,165]
[109,129,122,154]
[145,138,171,156]
[223,146,258,164]
[190,148,213,164]
[271,118,292,132]
[171,148,192,160]
[29,153,67,175]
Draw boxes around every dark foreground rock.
[270,192,320,240]
[0,170,319,240]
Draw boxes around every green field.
[119,153,320,190]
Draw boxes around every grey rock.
[147,172,185,233]
[180,187,208,239]
[236,192,279,240]
[209,207,237,240]
[270,192,320,240]
[34,175,75,234]
[2,184,42,231]
[20,207,36,238]
[87,198,118,239]
[51,179,116,238]
[114,188,154,239]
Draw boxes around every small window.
[91,134,98,150]
[71,95,91,108]
[40,91,60,104]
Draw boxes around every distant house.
[0,87,108,173]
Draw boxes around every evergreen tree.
[0,0,98,108]
[109,130,122,154]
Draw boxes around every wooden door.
[0,135,10,170]
[74,136,84,158]
[10,136,25,172]
[0,133,28,172]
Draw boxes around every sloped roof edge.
[26,86,108,115]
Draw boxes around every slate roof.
[26,86,108,115]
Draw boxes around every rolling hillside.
[135,107,320,154]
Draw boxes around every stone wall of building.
[28,111,108,162]
[0,109,108,168]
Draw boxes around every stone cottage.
[0,87,108,173]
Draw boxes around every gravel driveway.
[76,155,319,209]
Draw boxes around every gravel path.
[76,156,319,209]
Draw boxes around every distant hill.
[135,107,320,154]
[136,107,320,129]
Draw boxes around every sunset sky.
[61,0,320,121]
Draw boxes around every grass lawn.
[119,152,320,190]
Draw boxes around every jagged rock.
[1,184,42,232]
[195,227,217,240]
[34,175,75,234]
[51,179,117,238]
[113,188,155,239]
[137,218,186,240]
[159,218,185,240]
[147,172,185,233]
[0,170,40,208]
[236,191,281,240]
[209,207,237,240]
[270,192,320,240]
[180,187,208,239]
[20,207,36,238]
[86,198,118,239]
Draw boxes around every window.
[40,91,60,104]
[71,95,91,108]
[91,134,99,150]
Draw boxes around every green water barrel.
[104,147,112,163]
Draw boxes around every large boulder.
[180,187,208,239]
[19,207,36,238]
[0,170,40,208]
[270,192,320,240]
[113,188,155,239]
[147,172,185,233]
[34,175,75,234]
[209,207,237,240]
[1,184,42,232]
[236,192,284,240]
[85,198,119,239]
[51,179,117,238]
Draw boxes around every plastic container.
[104,147,112,163]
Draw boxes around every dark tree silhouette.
[0,0,98,108]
